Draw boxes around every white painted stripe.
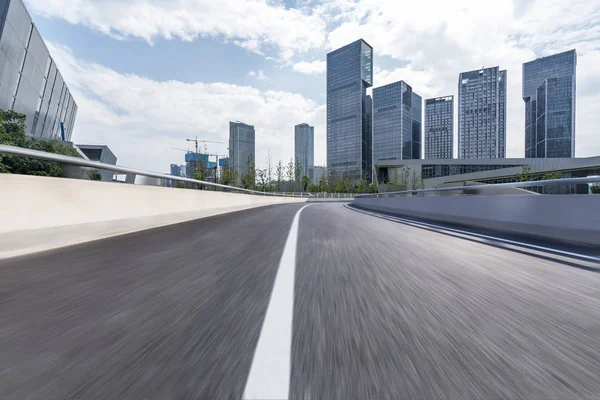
[243,204,312,400]
[345,204,600,263]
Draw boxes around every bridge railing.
[356,177,600,198]
[0,144,306,197]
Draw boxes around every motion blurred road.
[1,203,599,399]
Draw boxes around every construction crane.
[184,137,225,180]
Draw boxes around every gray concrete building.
[424,96,453,159]
[229,121,255,184]
[458,66,506,159]
[326,39,373,182]
[523,50,576,158]
[373,80,422,164]
[294,123,314,181]
[376,156,599,192]
[0,0,77,140]
[76,144,117,182]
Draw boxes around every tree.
[307,183,319,193]
[275,160,284,191]
[356,178,368,193]
[400,166,410,189]
[0,109,79,176]
[220,167,238,186]
[87,170,102,181]
[294,158,303,183]
[410,171,423,190]
[256,167,267,191]
[241,154,256,190]
[266,150,273,191]
[366,183,378,193]
[517,165,532,182]
[591,185,600,194]
[286,158,295,191]
[300,175,310,192]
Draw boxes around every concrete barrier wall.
[0,174,306,233]
[353,195,600,247]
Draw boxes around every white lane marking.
[243,204,312,400]
[345,204,600,263]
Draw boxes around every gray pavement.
[1,203,600,399]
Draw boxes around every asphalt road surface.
[1,203,599,399]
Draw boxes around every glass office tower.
[424,96,454,159]
[0,0,77,140]
[326,39,373,182]
[294,123,314,181]
[458,67,506,159]
[522,50,576,158]
[229,121,255,184]
[372,80,422,162]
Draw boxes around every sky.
[24,0,600,172]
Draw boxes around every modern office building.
[458,66,506,159]
[372,80,422,165]
[0,0,77,140]
[522,50,576,158]
[229,121,255,183]
[76,144,116,182]
[170,164,183,177]
[424,96,453,159]
[326,39,373,182]
[313,165,326,184]
[294,123,314,181]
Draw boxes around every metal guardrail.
[0,144,297,197]
[356,177,600,198]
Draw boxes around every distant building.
[313,166,326,184]
[170,164,182,177]
[229,121,255,184]
[373,80,422,164]
[294,123,314,181]
[0,0,77,140]
[327,39,373,182]
[76,144,117,182]
[522,49,576,158]
[185,152,216,181]
[424,96,454,159]
[458,66,506,159]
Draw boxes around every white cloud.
[49,44,325,172]
[248,70,270,81]
[37,0,600,163]
[25,0,326,60]
[293,60,326,75]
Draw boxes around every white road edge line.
[243,204,312,400]
[345,204,600,263]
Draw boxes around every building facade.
[326,39,373,182]
[294,123,314,181]
[0,0,77,140]
[313,166,326,184]
[458,67,506,159]
[77,144,116,182]
[424,96,453,159]
[522,50,576,158]
[373,80,422,164]
[229,121,255,184]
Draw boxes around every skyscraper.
[0,0,77,140]
[424,96,454,159]
[294,123,314,181]
[458,66,506,159]
[372,81,422,163]
[326,39,373,182]
[229,121,255,183]
[522,50,576,158]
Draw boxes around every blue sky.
[23,0,600,172]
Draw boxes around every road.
[1,203,599,399]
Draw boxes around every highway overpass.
[1,145,600,399]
